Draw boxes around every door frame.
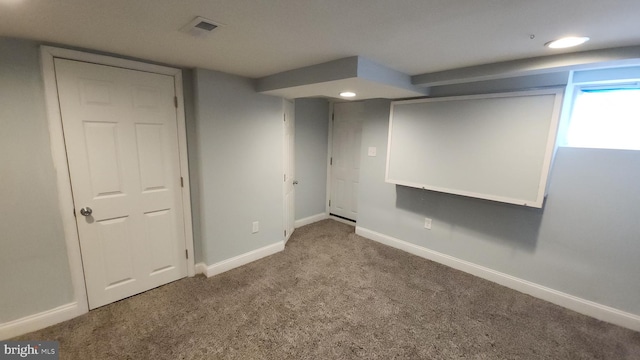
[326,100,361,225]
[325,101,335,216]
[282,99,295,243]
[40,46,196,316]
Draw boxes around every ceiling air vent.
[181,16,222,37]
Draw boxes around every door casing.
[40,46,195,317]
[283,99,295,242]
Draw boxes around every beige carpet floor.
[14,219,640,359]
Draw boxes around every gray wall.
[193,69,284,264]
[294,98,329,220]
[357,99,640,316]
[0,38,73,322]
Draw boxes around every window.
[566,87,640,150]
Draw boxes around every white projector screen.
[385,89,563,208]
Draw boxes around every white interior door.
[55,58,188,309]
[330,102,363,221]
[283,100,295,242]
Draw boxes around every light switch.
[368,147,377,157]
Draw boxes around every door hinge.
[284,229,287,237]
[174,96,178,108]
[332,113,334,121]
[329,200,331,206]
[181,177,184,187]
[284,114,286,122]
[330,157,332,165]
[73,208,76,217]
[185,249,189,259]
[284,174,286,182]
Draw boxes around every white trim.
[40,47,90,317]
[283,99,295,244]
[39,46,195,323]
[325,101,335,215]
[194,262,208,276]
[200,242,285,278]
[295,213,329,228]
[173,70,196,277]
[41,46,181,75]
[0,303,81,340]
[355,226,640,332]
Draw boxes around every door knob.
[80,207,93,216]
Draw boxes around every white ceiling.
[2,0,640,80]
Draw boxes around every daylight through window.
[566,88,640,150]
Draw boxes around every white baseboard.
[0,302,83,340]
[295,213,328,228]
[355,226,640,332]
[200,241,285,278]
[194,262,208,275]
[0,242,285,339]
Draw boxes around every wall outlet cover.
[424,218,432,230]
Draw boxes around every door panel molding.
[40,46,195,319]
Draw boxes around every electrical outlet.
[252,221,259,233]
[424,217,432,230]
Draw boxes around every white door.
[330,102,363,221]
[55,59,188,309]
[283,100,295,242]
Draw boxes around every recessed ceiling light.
[340,91,356,98]
[545,36,590,49]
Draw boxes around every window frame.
[558,66,640,150]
